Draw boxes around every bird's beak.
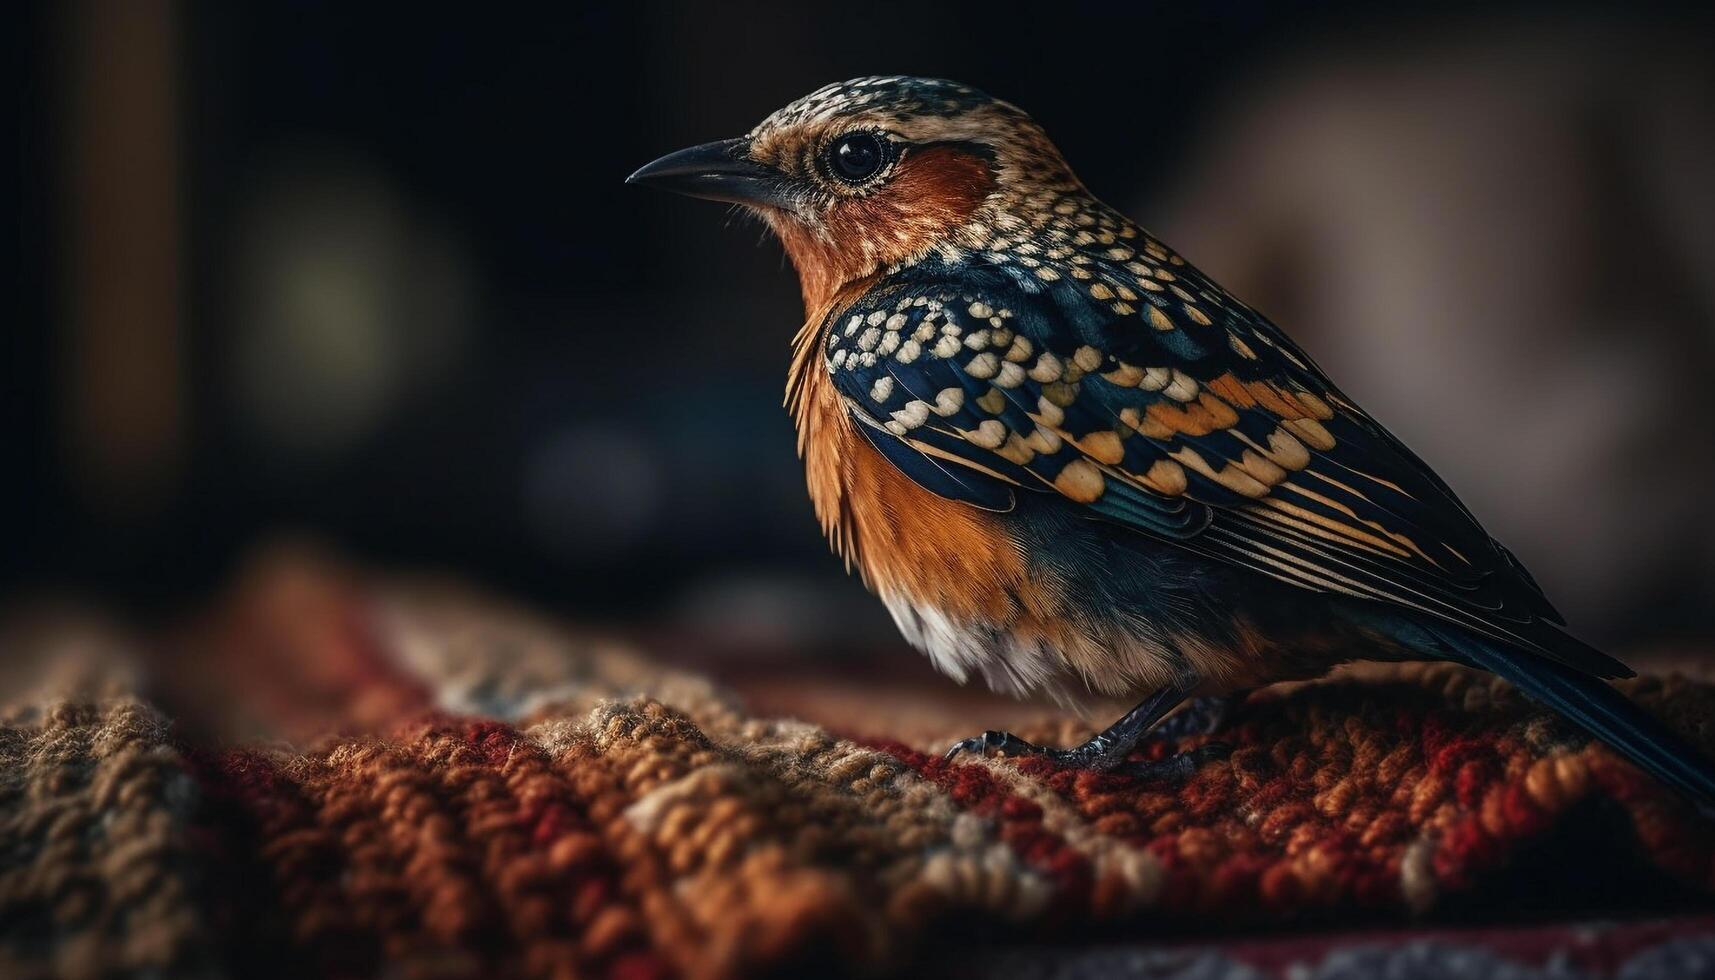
[626,137,798,211]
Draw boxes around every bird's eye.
[827,132,889,183]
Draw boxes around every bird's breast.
[793,351,1197,700]
[795,365,1076,696]
[795,354,1026,622]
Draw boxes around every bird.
[627,76,1715,808]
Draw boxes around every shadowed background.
[13,0,1715,668]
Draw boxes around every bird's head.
[628,77,1083,310]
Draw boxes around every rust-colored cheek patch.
[834,146,996,261]
[888,145,995,225]
[773,146,996,311]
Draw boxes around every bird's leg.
[944,675,1209,771]
[1150,692,1245,741]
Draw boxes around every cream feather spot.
[890,400,930,430]
[1025,425,1062,453]
[1284,418,1337,450]
[997,433,1035,465]
[1296,390,1336,420]
[1034,395,1065,428]
[965,419,1007,449]
[1042,380,1079,408]
[1103,362,1144,387]
[1143,459,1188,496]
[1238,448,1287,487]
[964,352,1000,379]
[1054,459,1106,503]
[1265,427,1311,470]
[1163,370,1200,402]
[1079,430,1126,465]
[932,387,964,416]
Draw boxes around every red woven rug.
[4,551,1714,978]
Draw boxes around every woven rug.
[3,551,1715,979]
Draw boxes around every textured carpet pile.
[3,553,1715,979]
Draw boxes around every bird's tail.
[1370,613,1715,816]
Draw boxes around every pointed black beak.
[626,137,798,211]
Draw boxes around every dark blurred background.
[13,1,1715,657]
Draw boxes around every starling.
[629,77,1715,808]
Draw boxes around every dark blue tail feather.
[1367,612,1715,816]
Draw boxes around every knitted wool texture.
[3,559,1714,979]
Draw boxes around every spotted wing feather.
[825,286,1208,540]
[824,247,1622,678]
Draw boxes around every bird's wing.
[823,248,1625,677]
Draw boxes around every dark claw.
[942,735,983,762]
[943,730,1047,762]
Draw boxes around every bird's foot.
[942,730,1116,767]
[942,731,1231,781]
[1152,693,1244,741]
[1116,742,1232,780]
[943,730,1061,763]
[943,679,1215,771]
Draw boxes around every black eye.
[828,132,889,183]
